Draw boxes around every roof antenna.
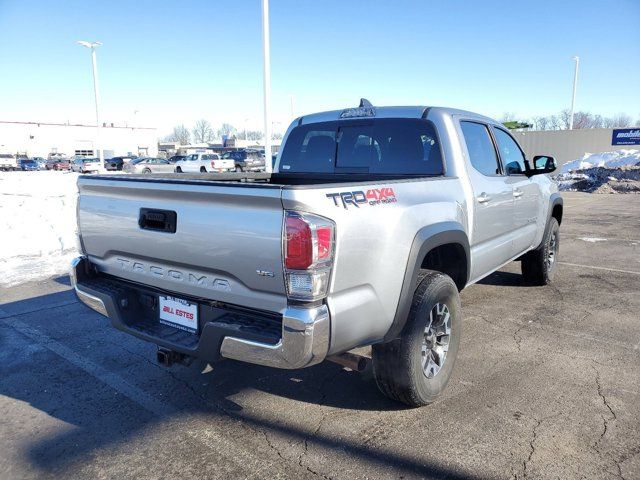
[359,98,373,108]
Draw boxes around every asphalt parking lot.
[1,191,638,480]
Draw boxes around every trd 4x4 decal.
[326,188,397,209]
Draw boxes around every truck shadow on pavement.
[477,270,534,287]
[0,285,480,480]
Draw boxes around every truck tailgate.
[77,177,287,313]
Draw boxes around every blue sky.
[0,0,638,135]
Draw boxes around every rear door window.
[279,119,443,175]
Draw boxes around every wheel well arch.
[420,243,468,291]
[383,224,469,342]
[552,203,563,225]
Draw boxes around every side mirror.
[529,155,557,175]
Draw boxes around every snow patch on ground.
[555,150,640,193]
[560,149,640,173]
[0,171,80,287]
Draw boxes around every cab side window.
[493,128,526,175]
[460,121,501,176]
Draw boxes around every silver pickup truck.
[71,101,563,406]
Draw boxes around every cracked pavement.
[1,192,639,479]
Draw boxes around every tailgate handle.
[138,208,177,233]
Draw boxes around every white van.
[174,153,234,173]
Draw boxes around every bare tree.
[532,116,550,131]
[500,112,517,122]
[604,113,633,128]
[165,124,191,145]
[572,111,594,129]
[192,119,214,143]
[530,110,636,131]
[217,123,236,139]
[559,109,571,130]
[246,130,264,142]
[272,132,283,141]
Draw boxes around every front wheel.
[521,217,559,285]
[175,167,182,173]
[142,168,151,174]
[372,270,461,407]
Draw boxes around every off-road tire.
[372,270,462,407]
[521,217,559,285]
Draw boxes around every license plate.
[159,295,198,334]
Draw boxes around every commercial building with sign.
[612,128,640,146]
[515,127,640,167]
[0,120,158,158]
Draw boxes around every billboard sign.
[612,128,640,146]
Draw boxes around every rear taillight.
[283,211,335,301]
[210,161,217,169]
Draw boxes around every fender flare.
[382,222,470,342]
[549,193,563,223]
[532,193,563,250]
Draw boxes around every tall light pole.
[77,40,105,172]
[261,0,272,173]
[569,56,579,130]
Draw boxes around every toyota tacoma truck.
[71,101,562,407]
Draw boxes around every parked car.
[106,156,137,171]
[174,153,234,173]
[167,155,187,164]
[18,159,39,171]
[222,149,266,172]
[46,159,71,171]
[71,157,101,174]
[123,157,176,174]
[0,153,18,171]
[30,157,47,170]
[71,101,562,407]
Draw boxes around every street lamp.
[77,40,105,172]
[261,0,272,173]
[569,56,579,130]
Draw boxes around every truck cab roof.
[298,105,498,127]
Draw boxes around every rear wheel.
[372,270,461,407]
[235,165,244,172]
[521,217,559,285]
[142,168,151,174]
[200,166,207,173]
[176,167,182,173]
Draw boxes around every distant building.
[0,120,158,158]
[516,127,640,167]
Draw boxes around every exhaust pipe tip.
[327,352,370,372]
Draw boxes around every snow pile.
[560,149,640,173]
[0,171,80,287]
[555,150,640,193]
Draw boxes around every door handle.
[477,193,491,203]
[513,189,523,198]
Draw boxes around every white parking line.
[559,261,640,276]
[0,315,290,476]
[3,316,176,416]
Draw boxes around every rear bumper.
[70,256,329,369]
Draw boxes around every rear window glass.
[279,119,443,175]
